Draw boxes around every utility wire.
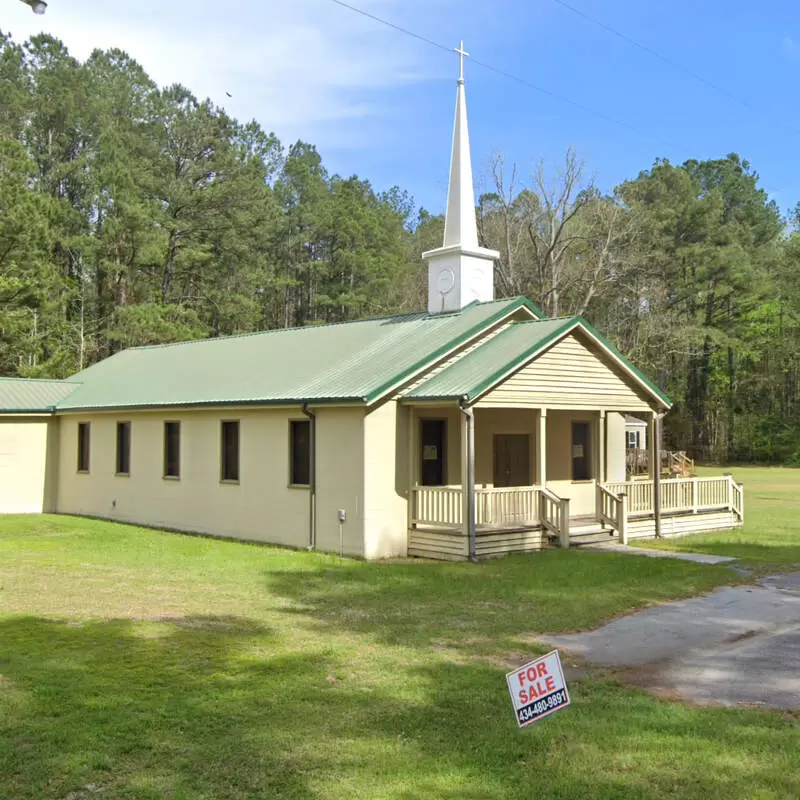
[551,0,800,137]
[326,0,677,149]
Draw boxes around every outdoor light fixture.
[20,0,47,14]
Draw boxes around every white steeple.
[424,41,499,314]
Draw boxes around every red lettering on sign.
[537,663,548,678]
[545,675,556,692]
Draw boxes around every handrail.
[538,487,570,548]
[602,475,738,517]
[597,484,629,544]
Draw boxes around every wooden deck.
[408,476,744,561]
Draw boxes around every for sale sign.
[506,650,571,728]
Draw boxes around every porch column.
[537,408,547,486]
[597,410,606,483]
[460,405,476,561]
[647,412,657,480]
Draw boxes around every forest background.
[3,33,800,463]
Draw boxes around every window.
[290,419,311,486]
[626,430,638,449]
[77,422,90,472]
[163,421,181,478]
[220,421,240,482]
[420,419,447,486]
[572,421,592,481]
[116,422,131,475]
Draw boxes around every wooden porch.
[408,475,744,561]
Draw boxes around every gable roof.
[0,378,79,413]
[54,297,539,412]
[403,317,672,408]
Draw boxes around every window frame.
[220,420,240,483]
[116,421,131,476]
[77,422,91,473]
[163,420,181,479]
[289,419,311,488]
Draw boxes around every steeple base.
[423,244,500,314]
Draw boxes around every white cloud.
[782,35,799,59]
[3,0,444,146]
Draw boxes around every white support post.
[407,407,417,531]
[559,498,571,549]
[691,478,698,514]
[619,493,629,545]
[647,412,657,479]
[537,408,547,487]
[598,410,606,483]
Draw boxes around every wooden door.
[493,434,531,487]
[420,419,446,486]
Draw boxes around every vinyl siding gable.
[477,330,654,410]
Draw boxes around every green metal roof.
[55,297,538,412]
[0,378,79,413]
[404,317,672,407]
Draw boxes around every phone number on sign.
[518,689,567,723]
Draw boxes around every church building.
[0,57,743,560]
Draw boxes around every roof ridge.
[0,376,80,384]
[119,298,524,353]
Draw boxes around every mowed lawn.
[1,498,798,799]
[641,465,800,572]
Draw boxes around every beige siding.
[363,401,408,559]
[545,411,597,517]
[606,412,627,482]
[478,331,654,410]
[315,407,365,557]
[0,417,58,513]
[57,409,312,549]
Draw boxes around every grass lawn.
[639,466,800,572]
[1,514,798,799]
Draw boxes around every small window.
[77,422,90,472]
[626,430,638,449]
[572,421,592,481]
[290,419,311,486]
[164,421,181,478]
[116,422,131,475]
[220,420,240,482]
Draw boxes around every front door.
[493,434,531,487]
[420,419,446,486]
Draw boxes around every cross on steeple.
[454,40,469,84]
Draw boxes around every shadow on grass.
[0,615,796,800]
[264,549,740,650]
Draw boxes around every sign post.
[506,650,571,728]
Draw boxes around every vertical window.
[626,431,637,449]
[77,422,90,472]
[220,421,240,482]
[572,421,591,481]
[164,421,181,478]
[420,419,447,486]
[116,422,131,475]
[290,420,311,486]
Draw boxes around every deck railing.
[411,485,569,543]
[602,475,741,518]
[597,483,628,543]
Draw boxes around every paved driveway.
[542,573,800,709]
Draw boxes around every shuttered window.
[116,422,131,475]
[290,420,310,486]
[220,421,240,482]
[77,423,90,472]
[163,421,181,478]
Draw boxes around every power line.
[326,0,677,149]
[550,0,800,138]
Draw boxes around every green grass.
[639,466,800,572]
[0,513,797,799]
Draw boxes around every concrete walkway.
[541,573,800,709]
[588,543,738,565]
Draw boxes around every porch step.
[569,529,620,546]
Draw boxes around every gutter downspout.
[458,400,477,562]
[302,403,317,550]
[654,411,665,539]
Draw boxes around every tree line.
[2,32,799,463]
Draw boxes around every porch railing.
[476,486,539,528]
[411,485,571,545]
[602,475,742,519]
[597,483,628,544]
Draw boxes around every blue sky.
[4,0,800,217]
